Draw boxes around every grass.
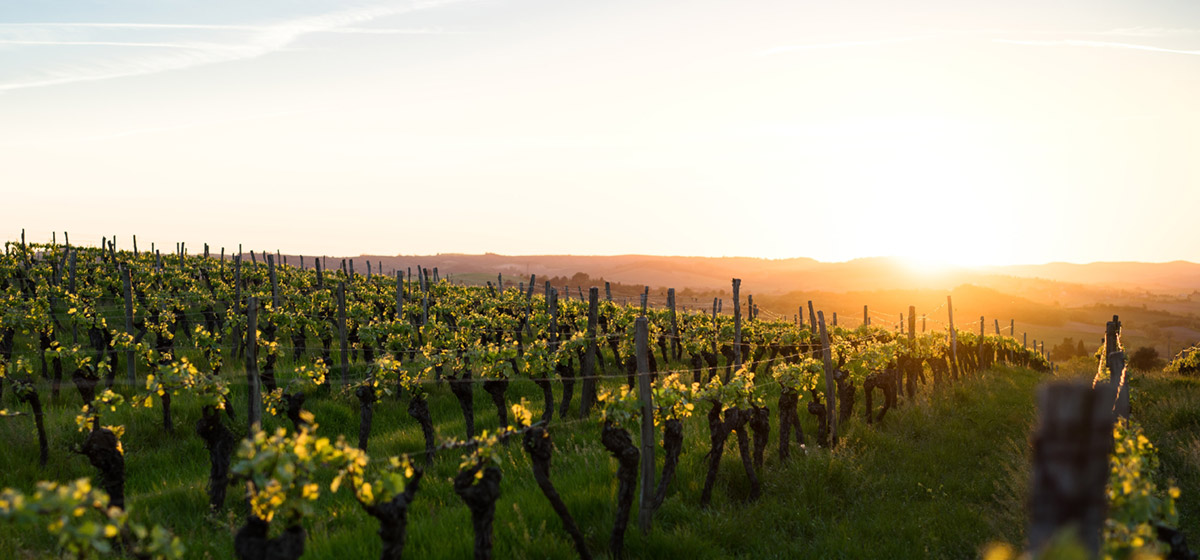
[0,352,1048,559]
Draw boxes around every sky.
[2,0,1199,266]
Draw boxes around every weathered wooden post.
[246,297,262,434]
[668,288,680,359]
[907,306,916,346]
[581,287,600,417]
[979,316,986,372]
[1028,382,1115,556]
[864,305,869,326]
[268,253,279,310]
[711,298,719,364]
[807,301,817,334]
[395,271,404,320]
[947,296,959,381]
[605,281,612,302]
[339,282,349,386]
[818,311,837,447]
[732,278,742,372]
[1106,316,1129,419]
[635,317,656,534]
[122,266,136,385]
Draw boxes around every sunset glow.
[2,1,1198,265]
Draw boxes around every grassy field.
[0,357,1050,559]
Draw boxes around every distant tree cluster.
[1049,337,1092,361]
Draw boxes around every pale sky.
[2,1,1198,265]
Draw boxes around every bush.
[1128,347,1165,372]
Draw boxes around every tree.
[1128,347,1165,372]
[1050,338,1078,361]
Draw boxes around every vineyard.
[0,236,1071,559]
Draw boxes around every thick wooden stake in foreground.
[1029,382,1114,556]
[635,317,656,534]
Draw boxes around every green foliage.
[0,478,184,559]
[772,357,824,395]
[1105,419,1180,558]
[231,421,353,526]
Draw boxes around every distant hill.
[256,251,1200,356]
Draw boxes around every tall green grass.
[0,359,1046,559]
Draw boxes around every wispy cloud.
[0,22,458,35]
[758,36,926,56]
[0,0,464,92]
[993,38,1200,57]
[1096,27,1200,38]
[0,39,243,49]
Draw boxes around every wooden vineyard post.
[668,288,680,359]
[268,253,279,310]
[316,258,324,288]
[947,296,959,381]
[818,311,837,447]
[807,301,817,335]
[864,305,869,326]
[640,288,648,315]
[122,266,136,386]
[1028,382,1114,556]
[979,316,985,372]
[899,314,904,333]
[832,313,837,327]
[69,249,78,343]
[798,307,804,329]
[732,278,742,372]
[339,282,349,386]
[395,271,404,320]
[635,317,656,534]
[549,288,559,352]
[581,287,600,417]
[605,281,612,302]
[233,255,243,358]
[711,298,719,365]
[908,306,916,347]
[1106,316,1130,419]
[246,297,262,434]
[994,319,1001,336]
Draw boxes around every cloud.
[758,36,926,56]
[0,39,243,49]
[0,21,458,34]
[1096,27,1200,38]
[0,0,464,92]
[993,38,1200,57]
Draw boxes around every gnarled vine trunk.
[454,465,502,560]
[523,426,591,560]
[196,406,234,511]
[600,422,638,559]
